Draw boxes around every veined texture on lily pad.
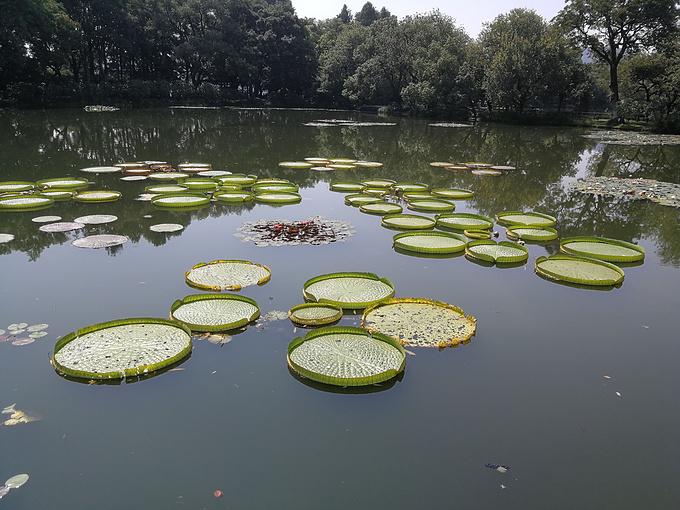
[302,272,394,310]
[185,260,271,291]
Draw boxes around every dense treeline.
[1,0,679,130]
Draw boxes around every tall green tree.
[555,0,680,118]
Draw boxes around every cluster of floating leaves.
[1,403,40,427]
[583,130,680,145]
[0,473,30,500]
[571,177,680,208]
[304,119,396,127]
[0,323,49,346]
[234,217,355,246]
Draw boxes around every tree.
[555,0,680,119]
[355,2,379,26]
[338,4,351,24]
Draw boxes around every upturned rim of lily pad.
[185,259,271,291]
[151,193,211,209]
[381,213,436,230]
[287,326,405,387]
[213,190,254,203]
[288,303,343,326]
[0,181,35,192]
[435,212,494,231]
[465,239,529,264]
[52,318,192,380]
[559,236,645,263]
[329,181,365,192]
[73,190,122,203]
[431,188,474,199]
[406,198,456,213]
[344,194,382,206]
[170,293,260,332]
[302,271,395,310]
[496,211,557,227]
[359,202,403,215]
[535,254,625,286]
[36,177,89,190]
[253,191,302,204]
[0,195,54,211]
[279,161,314,169]
[393,231,467,255]
[506,226,559,242]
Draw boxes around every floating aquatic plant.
[253,191,302,205]
[506,226,558,242]
[185,260,271,291]
[381,214,436,230]
[330,182,365,192]
[287,326,405,387]
[570,176,680,208]
[359,202,403,215]
[431,188,474,199]
[465,240,529,264]
[37,177,89,190]
[52,318,192,379]
[0,233,14,243]
[79,166,120,173]
[214,190,253,203]
[535,254,625,286]
[151,193,210,209]
[73,214,117,224]
[393,231,467,255]
[391,182,429,193]
[0,195,54,211]
[288,303,343,326]
[170,294,260,332]
[71,234,129,249]
[279,161,313,169]
[344,194,382,207]
[303,272,394,310]
[435,213,494,231]
[149,223,184,233]
[496,211,556,227]
[38,222,85,233]
[0,181,35,193]
[31,215,62,223]
[234,217,355,247]
[406,198,456,213]
[74,191,122,203]
[362,298,477,349]
[559,236,644,263]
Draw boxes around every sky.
[290,0,567,38]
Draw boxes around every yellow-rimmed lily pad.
[303,272,394,310]
[330,182,365,192]
[465,240,529,264]
[381,214,436,230]
[393,231,467,255]
[496,211,556,227]
[359,202,403,215]
[431,188,474,199]
[0,181,35,193]
[406,198,456,213]
[170,294,260,332]
[506,226,558,242]
[37,177,89,190]
[151,193,210,209]
[253,191,302,204]
[52,318,192,380]
[344,194,382,207]
[362,298,477,349]
[145,184,189,194]
[213,190,254,203]
[288,303,343,326]
[73,190,122,203]
[287,326,405,387]
[218,174,258,186]
[0,195,54,211]
[186,260,271,291]
[559,237,645,263]
[436,213,494,231]
[535,254,625,286]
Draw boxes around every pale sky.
[291,0,567,38]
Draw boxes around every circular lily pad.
[344,194,382,207]
[148,172,190,181]
[465,240,529,264]
[535,254,625,286]
[177,163,212,172]
[0,195,54,211]
[52,318,192,379]
[37,177,89,190]
[170,294,260,332]
[73,214,118,224]
[39,222,85,233]
[178,178,220,191]
[559,237,645,263]
[288,303,343,326]
[73,191,122,203]
[359,202,403,215]
[406,198,456,213]
[213,190,254,203]
[354,161,383,168]
[328,164,356,170]
[253,191,302,204]
[464,229,492,239]
[0,181,35,193]
[362,298,477,348]
[120,175,148,181]
[279,161,313,169]
[435,213,494,231]
[303,272,394,310]
[0,233,14,243]
[393,231,467,255]
[32,215,62,223]
[186,260,271,291]
[496,211,556,227]
[80,166,120,173]
[431,188,474,199]
[381,214,436,230]
[391,182,429,193]
[361,178,395,188]
[218,174,257,186]
[330,182,365,193]
[251,183,299,193]
[472,168,503,176]
[506,226,558,242]
[287,326,405,387]
[5,474,29,489]
[145,184,189,194]
[38,190,74,201]
[403,192,436,201]
[72,234,129,249]
[151,193,210,209]
[149,223,184,233]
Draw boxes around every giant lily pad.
[362,298,477,349]
[185,260,271,291]
[71,234,128,249]
[406,198,456,213]
[506,226,558,242]
[361,178,395,188]
[0,195,54,211]
[38,190,74,201]
[80,166,120,173]
[435,213,494,231]
[151,193,210,209]
[218,174,257,186]
[253,191,302,205]
[73,214,117,224]
[535,254,625,286]
[148,172,189,181]
[279,161,313,169]
[37,177,89,190]
[288,303,343,326]
[214,190,253,203]
[559,237,645,263]
[52,318,192,379]
[74,191,122,203]
[496,211,556,227]
[287,326,405,387]
[170,294,260,332]
[393,231,467,255]
[465,240,529,264]
[381,214,436,230]
[4,474,29,489]
[0,181,35,193]
[359,202,403,215]
[391,182,429,193]
[303,272,394,310]
[145,184,189,194]
[330,182,365,193]
[0,233,15,243]
[178,177,219,191]
[149,223,184,233]
[344,194,382,207]
[431,188,474,199]
[39,222,85,233]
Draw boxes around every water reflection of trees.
[1,109,679,265]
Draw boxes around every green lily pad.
[213,190,254,203]
[506,226,558,242]
[435,213,494,231]
[37,177,89,190]
[496,211,556,227]
[73,191,122,203]
[0,181,35,193]
[391,182,429,193]
[251,183,299,193]
[535,254,625,286]
[170,294,260,332]
[471,168,502,176]
[559,237,645,263]
[80,166,120,173]
[177,163,212,172]
[303,272,395,310]
[406,198,456,213]
[253,191,302,204]
[464,229,492,239]
[465,240,529,264]
[151,193,210,209]
[38,190,74,201]
[52,318,192,379]
[287,326,405,387]
[344,194,383,207]
[72,234,129,249]
[279,161,314,169]
[4,474,29,489]
[359,202,403,215]
[145,184,189,194]
[185,260,271,291]
[361,178,395,188]
[0,195,54,211]
[218,174,258,186]
[393,231,467,255]
[362,298,477,349]
[73,214,117,224]
[178,178,220,191]
[288,303,343,326]
[381,214,436,230]
[431,188,474,199]
[330,182,365,192]
[354,161,384,168]
[148,172,190,181]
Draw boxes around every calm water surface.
[1,109,679,509]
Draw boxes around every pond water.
[1,108,679,509]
